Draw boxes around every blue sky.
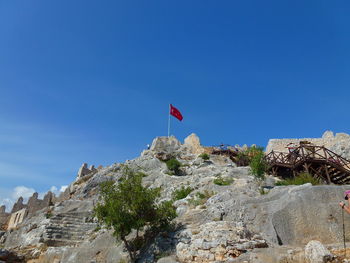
[1,1,350,209]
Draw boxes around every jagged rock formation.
[2,133,350,262]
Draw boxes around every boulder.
[150,136,181,154]
[304,240,333,263]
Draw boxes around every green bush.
[166,158,181,174]
[235,146,265,167]
[248,147,268,179]
[275,172,320,186]
[213,176,233,186]
[94,168,176,262]
[172,186,193,201]
[189,190,215,207]
[45,211,53,219]
[199,153,210,160]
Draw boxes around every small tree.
[94,168,176,262]
[249,147,268,179]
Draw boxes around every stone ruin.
[266,130,350,160]
[0,191,54,231]
[0,206,10,230]
[0,162,103,231]
[77,163,101,180]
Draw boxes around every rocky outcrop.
[176,221,267,262]
[4,134,350,262]
[182,133,205,155]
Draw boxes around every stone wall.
[265,131,350,159]
[0,206,10,230]
[77,163,98,180]
[27,192,54,215]
[4,191,55,230]
[7,208,27,230]
[11,197,26,213]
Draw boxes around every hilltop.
[1,132,350,263]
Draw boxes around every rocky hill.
[1,133,350,263]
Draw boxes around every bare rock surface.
[304,240,334,263]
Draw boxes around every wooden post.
[325,165,331,184]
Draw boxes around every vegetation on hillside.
[198,153,210,160]
[248,146,268,179]
[275,172,320,186]
[172,186,193,201]
[188,190,215,207]
[166,158,182,175]
[94,167,176,262]
[235,146,268,179]
[213,175,233,186]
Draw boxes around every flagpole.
[168,104,171,138]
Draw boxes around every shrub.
[189,190,215,207]
[199,153,210,160]
[45,211,53,219]
[213,175,233,186]
[275,172,320,186]
[94,168,176,262]
[172,186,193,201]
[235,146,265,167]
[166,158,181,174]
[248,147,268,179]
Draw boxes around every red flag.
[170,104,183,121]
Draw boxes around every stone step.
[45,230,88,237]
[45,238,82,247]
[47,223,96,229]
[51,214,92,220]
[45,234,85,240]
[50,217,89,223]
[46,226,95,234]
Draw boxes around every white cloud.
[39,185,68,199]
[60,185,68,192]
[12,186,35,200]
[0,198,14,212]
[47,185,68,196]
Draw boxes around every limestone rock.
[304,240,333,263]
[157,256,178,263]
[176,221,267,262]
[183,133,204,155]
[322,130,334,139]
[150,136,181,154]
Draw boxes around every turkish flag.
[170,104,183,121]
